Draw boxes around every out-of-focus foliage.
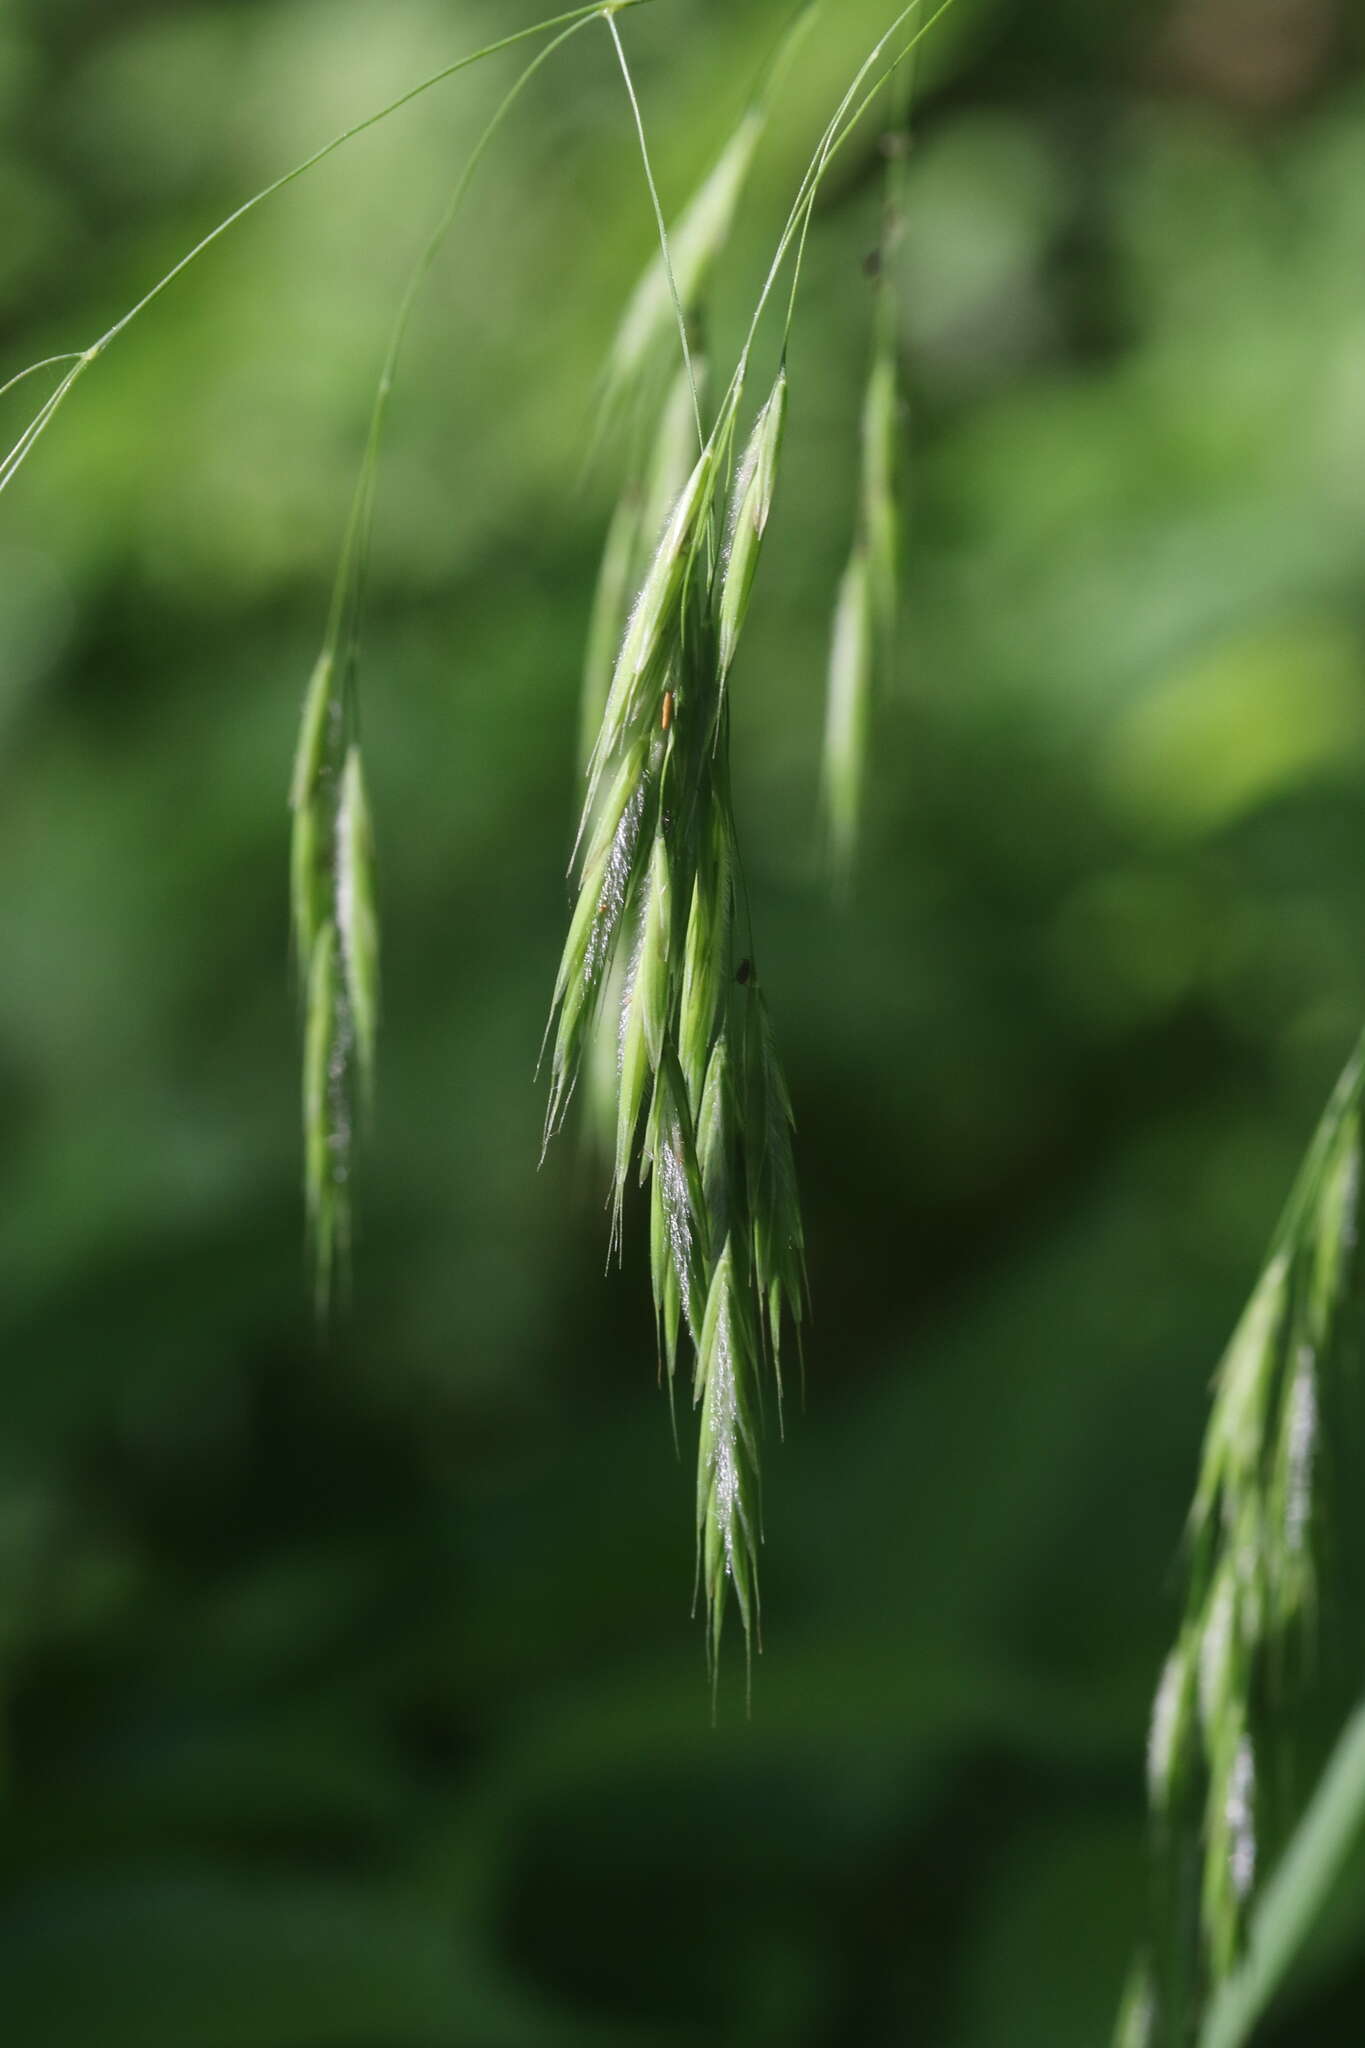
[3,0,1365,2041]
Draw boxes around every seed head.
[1139,1034,1365,1998]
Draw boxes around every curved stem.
[0,353,84,406]
[605,11,705,455]
[726,0,957,424]
[0,0,662,503]
[0,363,86,494]
[327,11,599,695]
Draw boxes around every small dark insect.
[661,688,674,732]
[862,247,883,280]
[736,957,752,985]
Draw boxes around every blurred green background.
[4,0,1365,2040]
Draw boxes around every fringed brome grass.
[546,354,805,1687]
[289,649,366,1313]
[6,0,965,1685]
[289,641,380,1315]
[580,358,707,1162]
[286,10,601,1310]
[543,0,953,1686]
[1125,1036,1365,2044]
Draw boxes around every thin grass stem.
[0,0,663,503]
[605,12,706,455]
[0,353,85,406]
[328,11,599,677]
[725,0,957,411]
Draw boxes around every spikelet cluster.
[1133,1039,1365,2036]
[289,648,380,1313]
[547,365,802,1681]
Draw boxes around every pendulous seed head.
[1138,1033,1365,1996]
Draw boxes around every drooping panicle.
[544,3,832,1691]
[550,385,802,1693]
[1129,1036,1365,2040]
[288,640,381,1309]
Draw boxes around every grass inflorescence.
[286,11,601,1309]
[543,2,951,1682]
[545,351,804,1684]
[1125,1037,1365,2043]
[5,0,962,1678]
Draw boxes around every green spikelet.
[303,918,348,1316]
[717,365,787,687]
[1127,1037,1365,2041]
[336,745,380,1107]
